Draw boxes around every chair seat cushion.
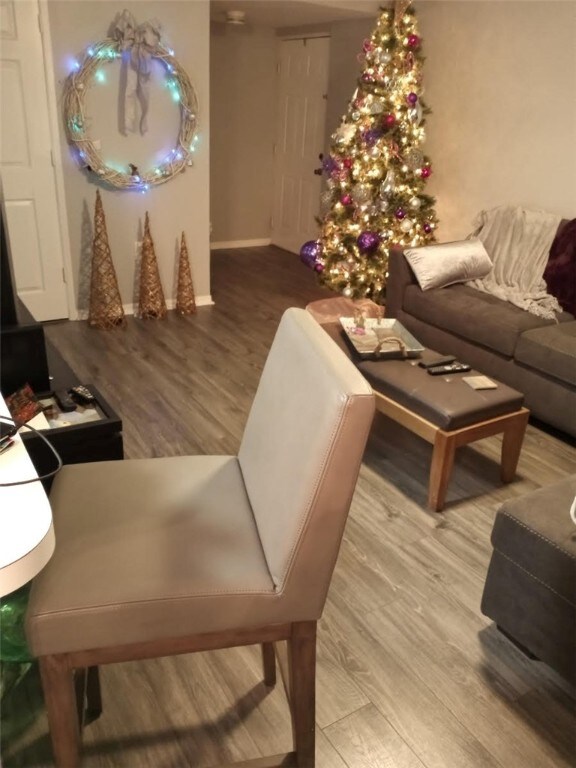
[26,457,276,656]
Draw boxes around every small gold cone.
[88,191,126,329]
[138,211,167,319]
[176,232,196,316]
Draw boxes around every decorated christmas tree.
[302,0,438,302]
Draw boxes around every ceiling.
[210,0,381,30]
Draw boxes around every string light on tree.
[301,0,438,302]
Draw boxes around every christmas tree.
[303,0,438,302]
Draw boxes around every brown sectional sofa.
[385,242,576,438]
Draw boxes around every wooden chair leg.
[39,655,81,768]
[288,621,316,767]
[86,665,103,721]
[261,642,277,686]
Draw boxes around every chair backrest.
[238,308,374,616]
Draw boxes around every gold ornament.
[176,232,196,315]
[88,190,126,329]
[138,211,167,319]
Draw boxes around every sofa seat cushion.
[515,321,576,386]
[403,283,560,357]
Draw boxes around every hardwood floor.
[2,245,575,767]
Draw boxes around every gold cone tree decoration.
[88,190,125,329]
[176,232,196,315]
[138,211,167,319]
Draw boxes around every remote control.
[418,355,456,369]
[69,385,96,404]
[54,389,78,412]
[427,362,472,376]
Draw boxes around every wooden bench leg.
[500,410,529,482]
[429,430,456,512]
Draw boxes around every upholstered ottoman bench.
[481,476,576,684]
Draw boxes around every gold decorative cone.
[176,232,196,315]
[138,211,167,319]
[88,191,126,329]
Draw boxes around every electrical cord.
[0,416,63,487]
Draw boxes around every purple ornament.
[341,194,352,205]
[407,92,418,105]
[395,208,406,220]
[423,223,432,234]
[300,240,322,269]
[357,231,381,254]
[362,127,383,146]
[313,262,325,273]
[322,155,338,175]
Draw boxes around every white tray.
[339,317,424,359]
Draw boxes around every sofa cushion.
[543,219,576,317]
[515,321,576,386]
[403,283,557,357]
[403,238,492,291]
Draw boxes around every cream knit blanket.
[466,206,562,319]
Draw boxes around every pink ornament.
[383,113,396,128]
[343,158,353,169]
[362,39,373,53]
[314,262,325,273]
[421,166,432,178]
[407,92,418,105]
[407,34,420,48]
[341,194,352,205]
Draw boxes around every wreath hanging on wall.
[62,10,199,192]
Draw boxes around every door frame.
[37,0,76,320]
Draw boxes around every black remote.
[418,355,456,369]
[69,385,96,404]
[427,362,472,376]
[54,389,78,412]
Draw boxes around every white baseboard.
[76,294,214,321]
[210,238,272,250]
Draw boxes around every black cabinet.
[21,386,123,491]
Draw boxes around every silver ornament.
[351,111,361,122]
[343,286,353,298]
[369,97,385,115]
[369,145,381,159]
[409,197,422,210]
[379,199,390,212]
[400,218,413,233]
[377,51,392,66]
[408,103,423,125]
[404,148,425,170]
[351,184,372,205]
[380,169,396,197]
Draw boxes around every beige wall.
[210,24,277,245]
[419,0,576,238]
[47,1,211,315]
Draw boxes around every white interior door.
[271,37,329,254]
[0,0,68,321]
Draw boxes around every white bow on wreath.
[113,9,162,135]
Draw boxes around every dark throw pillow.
[543,219,576,317]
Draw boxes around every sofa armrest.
[386,247,417,318]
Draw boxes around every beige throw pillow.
[404,238,492,291]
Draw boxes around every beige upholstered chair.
[25,308,375,768]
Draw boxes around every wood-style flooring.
[2,245,575,768]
